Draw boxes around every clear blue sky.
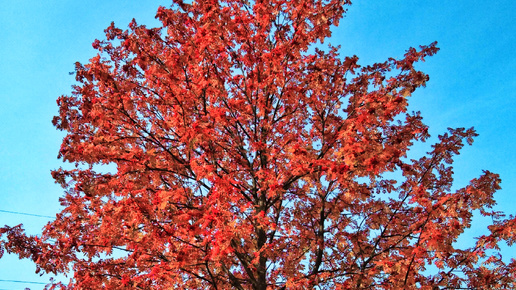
[0,1,514,288]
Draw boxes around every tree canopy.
[1,0,515,289]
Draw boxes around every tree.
[1,0,515,288]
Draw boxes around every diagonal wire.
[0,209,54,219]
[0,279,47,284]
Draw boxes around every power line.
[0,209,54,219]
[0,279,47,285]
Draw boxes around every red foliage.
[2,0,515,289]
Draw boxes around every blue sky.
[0,0,514,288]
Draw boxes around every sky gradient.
[1,1,514,288]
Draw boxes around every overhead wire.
[0,209,54,219]
[0,210,56,285]
[0,279,47,284]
